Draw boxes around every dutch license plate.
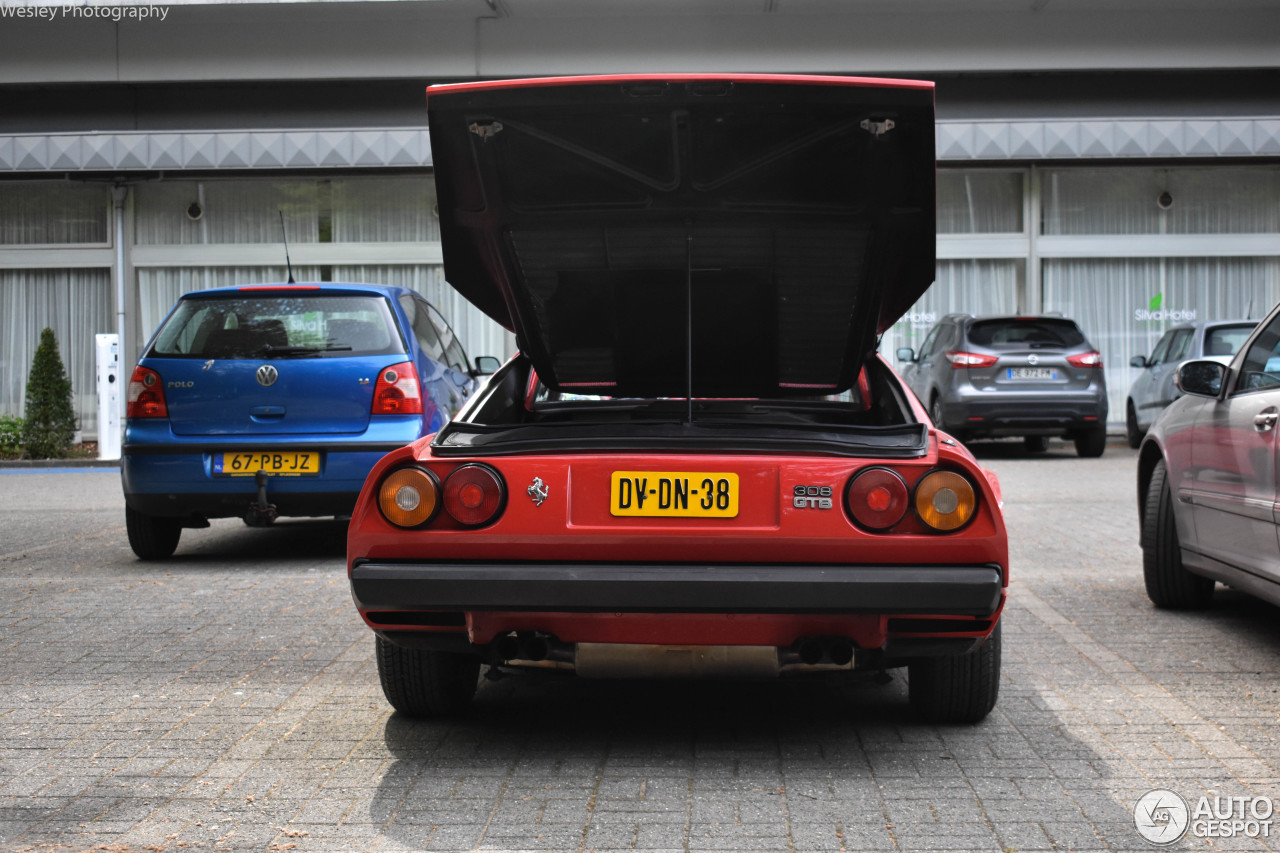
[1006,367,1058,380]
[610,471,739,518]
[214,451,321,477]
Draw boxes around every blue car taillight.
[126,366,168,418]
[371,362,423,415]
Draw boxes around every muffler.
[574,643,781,679]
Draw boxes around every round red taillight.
[845,467,909,531]
[443,464,505,527]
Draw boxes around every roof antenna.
[279,210,296,284]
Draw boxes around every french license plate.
[610,471,739,518]
[214,451,321,477]
[1006,367,1058,380]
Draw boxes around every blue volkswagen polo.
[121,283,496,559]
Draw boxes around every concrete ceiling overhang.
[3,117,1279,173]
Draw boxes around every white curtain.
[937,170,1023,234]
[1043,166,1280,235]
[0,181,110,245]
[134,180,321,245]
[881,260,1021,364]
[331,177,440,243]
[1044,257,1280,418]
[0,269,112,434]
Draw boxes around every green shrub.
[0,414,23,459]
[21,327,77,459]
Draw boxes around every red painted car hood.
[427,74,936,398]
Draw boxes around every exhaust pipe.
[518,633,549,662]
[492,634,521,663]
[828,638,855,667]
[491,632,555,664]
[798,638,825,666]
[784,636,858,668]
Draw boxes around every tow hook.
[245,470,278,527]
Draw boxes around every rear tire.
[1024,435,1049,453]
[125,505,181,560]
[1125,401,1144,449]
[1074,427,1107,458]
[1142,460,1214,609]
[909,623,1001,724]
[929,395,954,435]
[375,636,480,718]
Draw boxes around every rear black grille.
[365,611,467,628]
[889,618,992,635]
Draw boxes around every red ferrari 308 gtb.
[347,74,1009,724]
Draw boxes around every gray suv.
[896,314,1109,457]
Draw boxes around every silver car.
[896,313,1109,457]
[1124,320,1258,448]
[1137,303,1280,610]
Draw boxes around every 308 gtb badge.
[792,485,834,509]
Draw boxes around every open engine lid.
[427,74,936,398]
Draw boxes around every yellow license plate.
[214,451,321,477]
[610,471,739,518]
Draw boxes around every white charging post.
[95,333,122,460]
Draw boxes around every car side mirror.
[472,355,501,376]
[1130,355,1148,368]
[895,347,915,362]
[1175,359,1227,398]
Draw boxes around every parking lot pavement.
[0,440,1277,853]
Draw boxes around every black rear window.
[149,293,406,359]
[967,318,1086,349]
[1204,323,1256,357]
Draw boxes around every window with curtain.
[1042,166,1280,235]
[0,181,110,245]
[331,177,439,243]
[1044,257,1280,418]
[134,180,321,245]
[881,259,1022,365]
[937,170,1023,234]
[0,269,112,433]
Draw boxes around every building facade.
[3,0,1279,435]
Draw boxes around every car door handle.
[1255,408,1279,432]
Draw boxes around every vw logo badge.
[255,364,278,387]
[1027,354,1039,365]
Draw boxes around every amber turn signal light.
[378,467,440,528]
[914,470,977,532]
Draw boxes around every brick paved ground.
[0,442,1277,852]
